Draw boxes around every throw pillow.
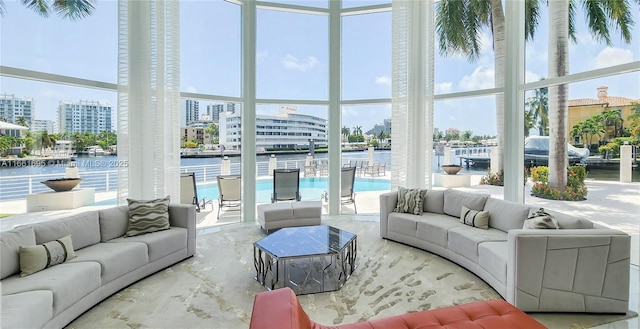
[394,187,427,215]
[19,235,75,277]
[460,205,490,230]
[126,196,171,237]
[523,208,559,229]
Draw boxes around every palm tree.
[16,116,29,128]
[205,123,219,144]
[526,82,549,136]
[37,130,56,155]
[0,0,96,20]
[352,126,362,136]
[547,0,636,191]
[341,126,350,143]
[436,0,542,172]
[600,109,623,140]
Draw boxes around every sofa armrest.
[379,191,397,239]
[249,288,314,329]
[507,229,630,313]
[168,204,197,257]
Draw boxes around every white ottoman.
[257,201,322,233]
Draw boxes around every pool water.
[198,177,391,203]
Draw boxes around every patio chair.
[217,174,242,219]
[341,166,357,213]
[271,168,301,203]
[180,172,202,212]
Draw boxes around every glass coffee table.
[253,225,357,295]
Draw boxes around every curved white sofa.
[1,204,196,329]
[380,188,630,313]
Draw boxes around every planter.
[441,165,463,175]
[41,178,83,192]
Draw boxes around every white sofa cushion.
[69,241,149,283]
[1,262,101,315]
[109,227,187,262]
[423,189,444,214]
[1,290,53,329]
[98,206,130,242]
[447,226,507,263]
[443,190,489,217]
[1,226,36,279]
[29,211,101,250]
[484,198,531,232]
[460,206,490,230]
[478,241,508,284]
[415,214,465,248]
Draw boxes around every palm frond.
[569,0,577,43]
[53,0,96,21]
[525,0,542,42]
[602,0,634,43]
[583,0,612,45]
[20,0,50,18]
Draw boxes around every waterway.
[1,149,637,182]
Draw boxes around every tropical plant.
[628,102,640,141]
[462,130,473,141]
[205,123,219,144]
[15,116,29,128]
[547,0,636,192]
[436,0,542,172]
[341,126,350,142]
[525,82,549,136]
[600,109,624,140]
[531,165,587,201]
[0,0,96,20]
[352,126,362,136]
[35,130,56,155]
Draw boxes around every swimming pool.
[198,177,391,203]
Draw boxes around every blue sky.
[1,0,638,137]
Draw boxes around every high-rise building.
[0,94,34,126]
[184,99,200,125]
[31,119,56,134]
[57,100,113,134]
[207,103,225,123]
[226,102,238,114]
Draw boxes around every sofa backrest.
[0,226,36,279]
[443,190,489,218]
[422,189,445,214]
[484,198,531,232]
[29,211,101,250]
[527,207,594,229]
[98,206,130,242]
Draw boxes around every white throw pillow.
[19,235,75,277]
[460,205,490,230]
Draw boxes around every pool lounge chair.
[217,174,242,219]
[341,166,357,213]
[271,168,301,203]
[180,172,202,212]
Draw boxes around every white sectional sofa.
[380,188,631,313]
[1,204,196,329]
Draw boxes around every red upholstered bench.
[249,287,547,329]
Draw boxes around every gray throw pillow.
[19,235,75,277]
[460,205,490,230]
[394,187,427,215]
[126,196,171,237]
[523,208,559,229]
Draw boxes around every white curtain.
[117,0,181,203]
[391,0,434,189]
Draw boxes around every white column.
[504,0,525,202]
[268,154,277,176]
[444,146,452,166]
[221,156,231,175]
[117,0,181,202]
[328,0,341,215]
[241,0,257,222]
[367,146,374,164]
[620,144,632,183]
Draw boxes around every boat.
[82,146,112,156]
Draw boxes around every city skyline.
[1,0,638,137]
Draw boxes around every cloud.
[186,86,198,93]
[525,70,542,84]
[590,47,634,69]
[375,75,391,86]
[435,82,452,94]
[459,66,494,90]
[281,54,319,72]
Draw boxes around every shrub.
[531,165,587,201]
[479,168,529,186]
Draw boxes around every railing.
[0,157,382,201]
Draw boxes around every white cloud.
[186,86,198,93]
[281,54,319,72]
[590,47,634,69]
[459,66,494,90]
[375,75,391,86]
[435,82,452,94]
[525,70,542,84]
